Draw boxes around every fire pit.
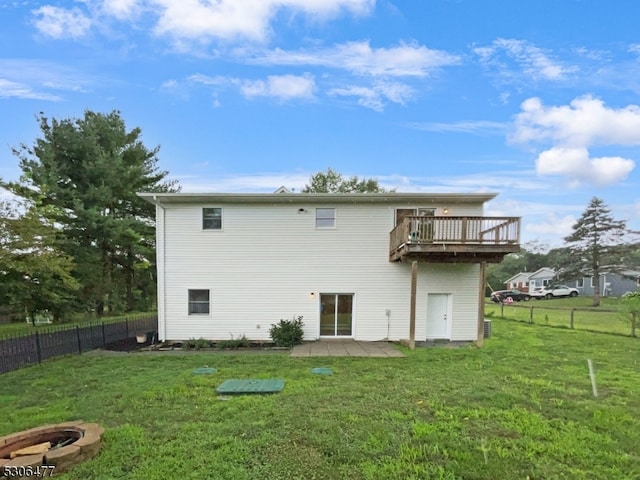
[0,421,104,478]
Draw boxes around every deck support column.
[409,261,417,350]
[477,261,486,347]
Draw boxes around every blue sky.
[1,0,640,249]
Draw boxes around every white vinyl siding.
[158,201,485,342]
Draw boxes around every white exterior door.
[426,293,452,340]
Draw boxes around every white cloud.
[525,214,576,237]
[511,96,639,186]
[187,74,228,86]
[535,147,634,187]
[0,79,61,101]
[102,0,142,20]
[474,38,576,82]
[253,40,460,77]
[186,73,315,101]
[32,0,373,44]
[0,60,95,101]
[512,96,640,147]
[32,6,91,39]
[176,172,312,193]
[151,0,373,42]
[240,74,316,100]
[328,81,413,111]
[406,120,506,135]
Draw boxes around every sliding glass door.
[320,294,353,336]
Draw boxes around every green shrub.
[182,337,211,350]
[269,315,304,347]
[194,337,212,350]
[217,334,250,350]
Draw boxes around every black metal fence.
[0,315,157,375]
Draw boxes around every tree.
[620,291,640,337]
[563,197,628,307]
[302,167,393,193]
[0,200,79,322]
[2,110,178,316]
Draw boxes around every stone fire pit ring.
[0,421,104,478]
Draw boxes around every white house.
[139,191,520,344]
[504,267,556,292]
[527,268,556,290]
[504,272,532,291]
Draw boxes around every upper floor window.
[395,208,435,226]
[203,208,222,230]
[188,289,210,315]
[316,208,336,229]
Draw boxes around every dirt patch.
[104,337,149,352]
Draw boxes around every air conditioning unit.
[484,320,492,338]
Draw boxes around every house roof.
[138,192,499,206]
[503,267,557,284]
[504,272,532,283]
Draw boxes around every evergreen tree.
[564,197,628,307]
[3,110,178,315]
[0,201,79,322]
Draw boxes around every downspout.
[153,195,167,342]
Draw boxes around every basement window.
[188,290,210,315]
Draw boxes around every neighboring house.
[527,268,556,291]
[574,270,640,297]
[139,191,520,343]
[504,267,556,293]
[504,272,532,291]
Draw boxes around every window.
[395,208,435,226]
[203,208,222,230]
[542,279,550,286]
[589,277,595,288]
[188,290,210,314]
[316,208,336,228]
[576,278,584,288]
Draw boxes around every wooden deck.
[389,216,521,263]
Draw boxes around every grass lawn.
[1,319,639,479]
[485,297,635,337]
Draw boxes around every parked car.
[490,289,531,303]
[533,285,579,300]
[529,287,547,299]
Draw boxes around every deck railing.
[390,216,520,254]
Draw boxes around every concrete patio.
[290,340,405,358]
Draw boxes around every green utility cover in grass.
[216,379,285,395]
[192,367,217,374]
[311,367,333,375]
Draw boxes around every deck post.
[477,262,486,347]
[409,261,417,350]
